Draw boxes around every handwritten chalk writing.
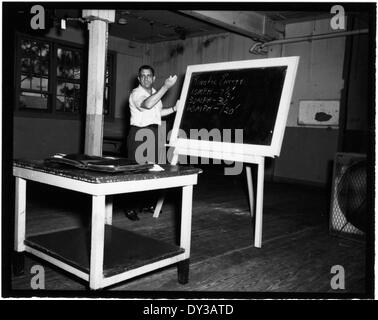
[223,104,241,115]
[190,88,215,96]
[186,81,242,116]
[188,95,215,105]
[192,76,217,86]
[186,104,215,113]
[219,77,245,87]
[187,72,246,118]
[180,65,288,146]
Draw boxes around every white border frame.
[169,56,299,161]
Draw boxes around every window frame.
[104,50,117,121]
[54,43,85,115]
[14,32,86,120]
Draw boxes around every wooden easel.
[153,150,266,248]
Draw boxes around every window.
[19,38,51,111]
[15,34,84,117]
[56,46,82,113]
[15,34,116,118]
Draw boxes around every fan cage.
[329,152,366,240]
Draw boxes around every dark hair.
[138,65,155,77]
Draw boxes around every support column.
[82,10,115,156]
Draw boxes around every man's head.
[138,65,155,90]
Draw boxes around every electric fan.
[329,153,367,239]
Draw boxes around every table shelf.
[25,225,185,278]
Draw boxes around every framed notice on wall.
[298,100,340,127]
[169,56,300,162]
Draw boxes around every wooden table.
[13,159,201,290]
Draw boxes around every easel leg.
[254,158,265,248]
[153,195,164,218]
[153,152,179,218]
[246,166,254,218]
[105,195,113,225]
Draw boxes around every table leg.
[13,251,25,276]
[177,259,190,284]
[178,185,193,283]
[254,158,265,248]
[89,195,106,290]
[15,177,26,252]
[14,177,26,275]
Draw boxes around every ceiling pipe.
[250,28,369,54]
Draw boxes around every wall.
[13,117,82,159]
[147,32,267,110]
[272,18,346,185]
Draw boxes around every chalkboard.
[170,57,299,161]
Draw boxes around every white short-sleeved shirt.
[129,85,162,127]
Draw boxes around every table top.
[13,159,202,184]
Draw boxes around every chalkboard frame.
[169,57,299,162]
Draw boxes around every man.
[127,65,178,163]
[126,65,178,220]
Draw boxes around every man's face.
[138,69,155,90]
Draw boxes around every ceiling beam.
[179,10,284,41]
